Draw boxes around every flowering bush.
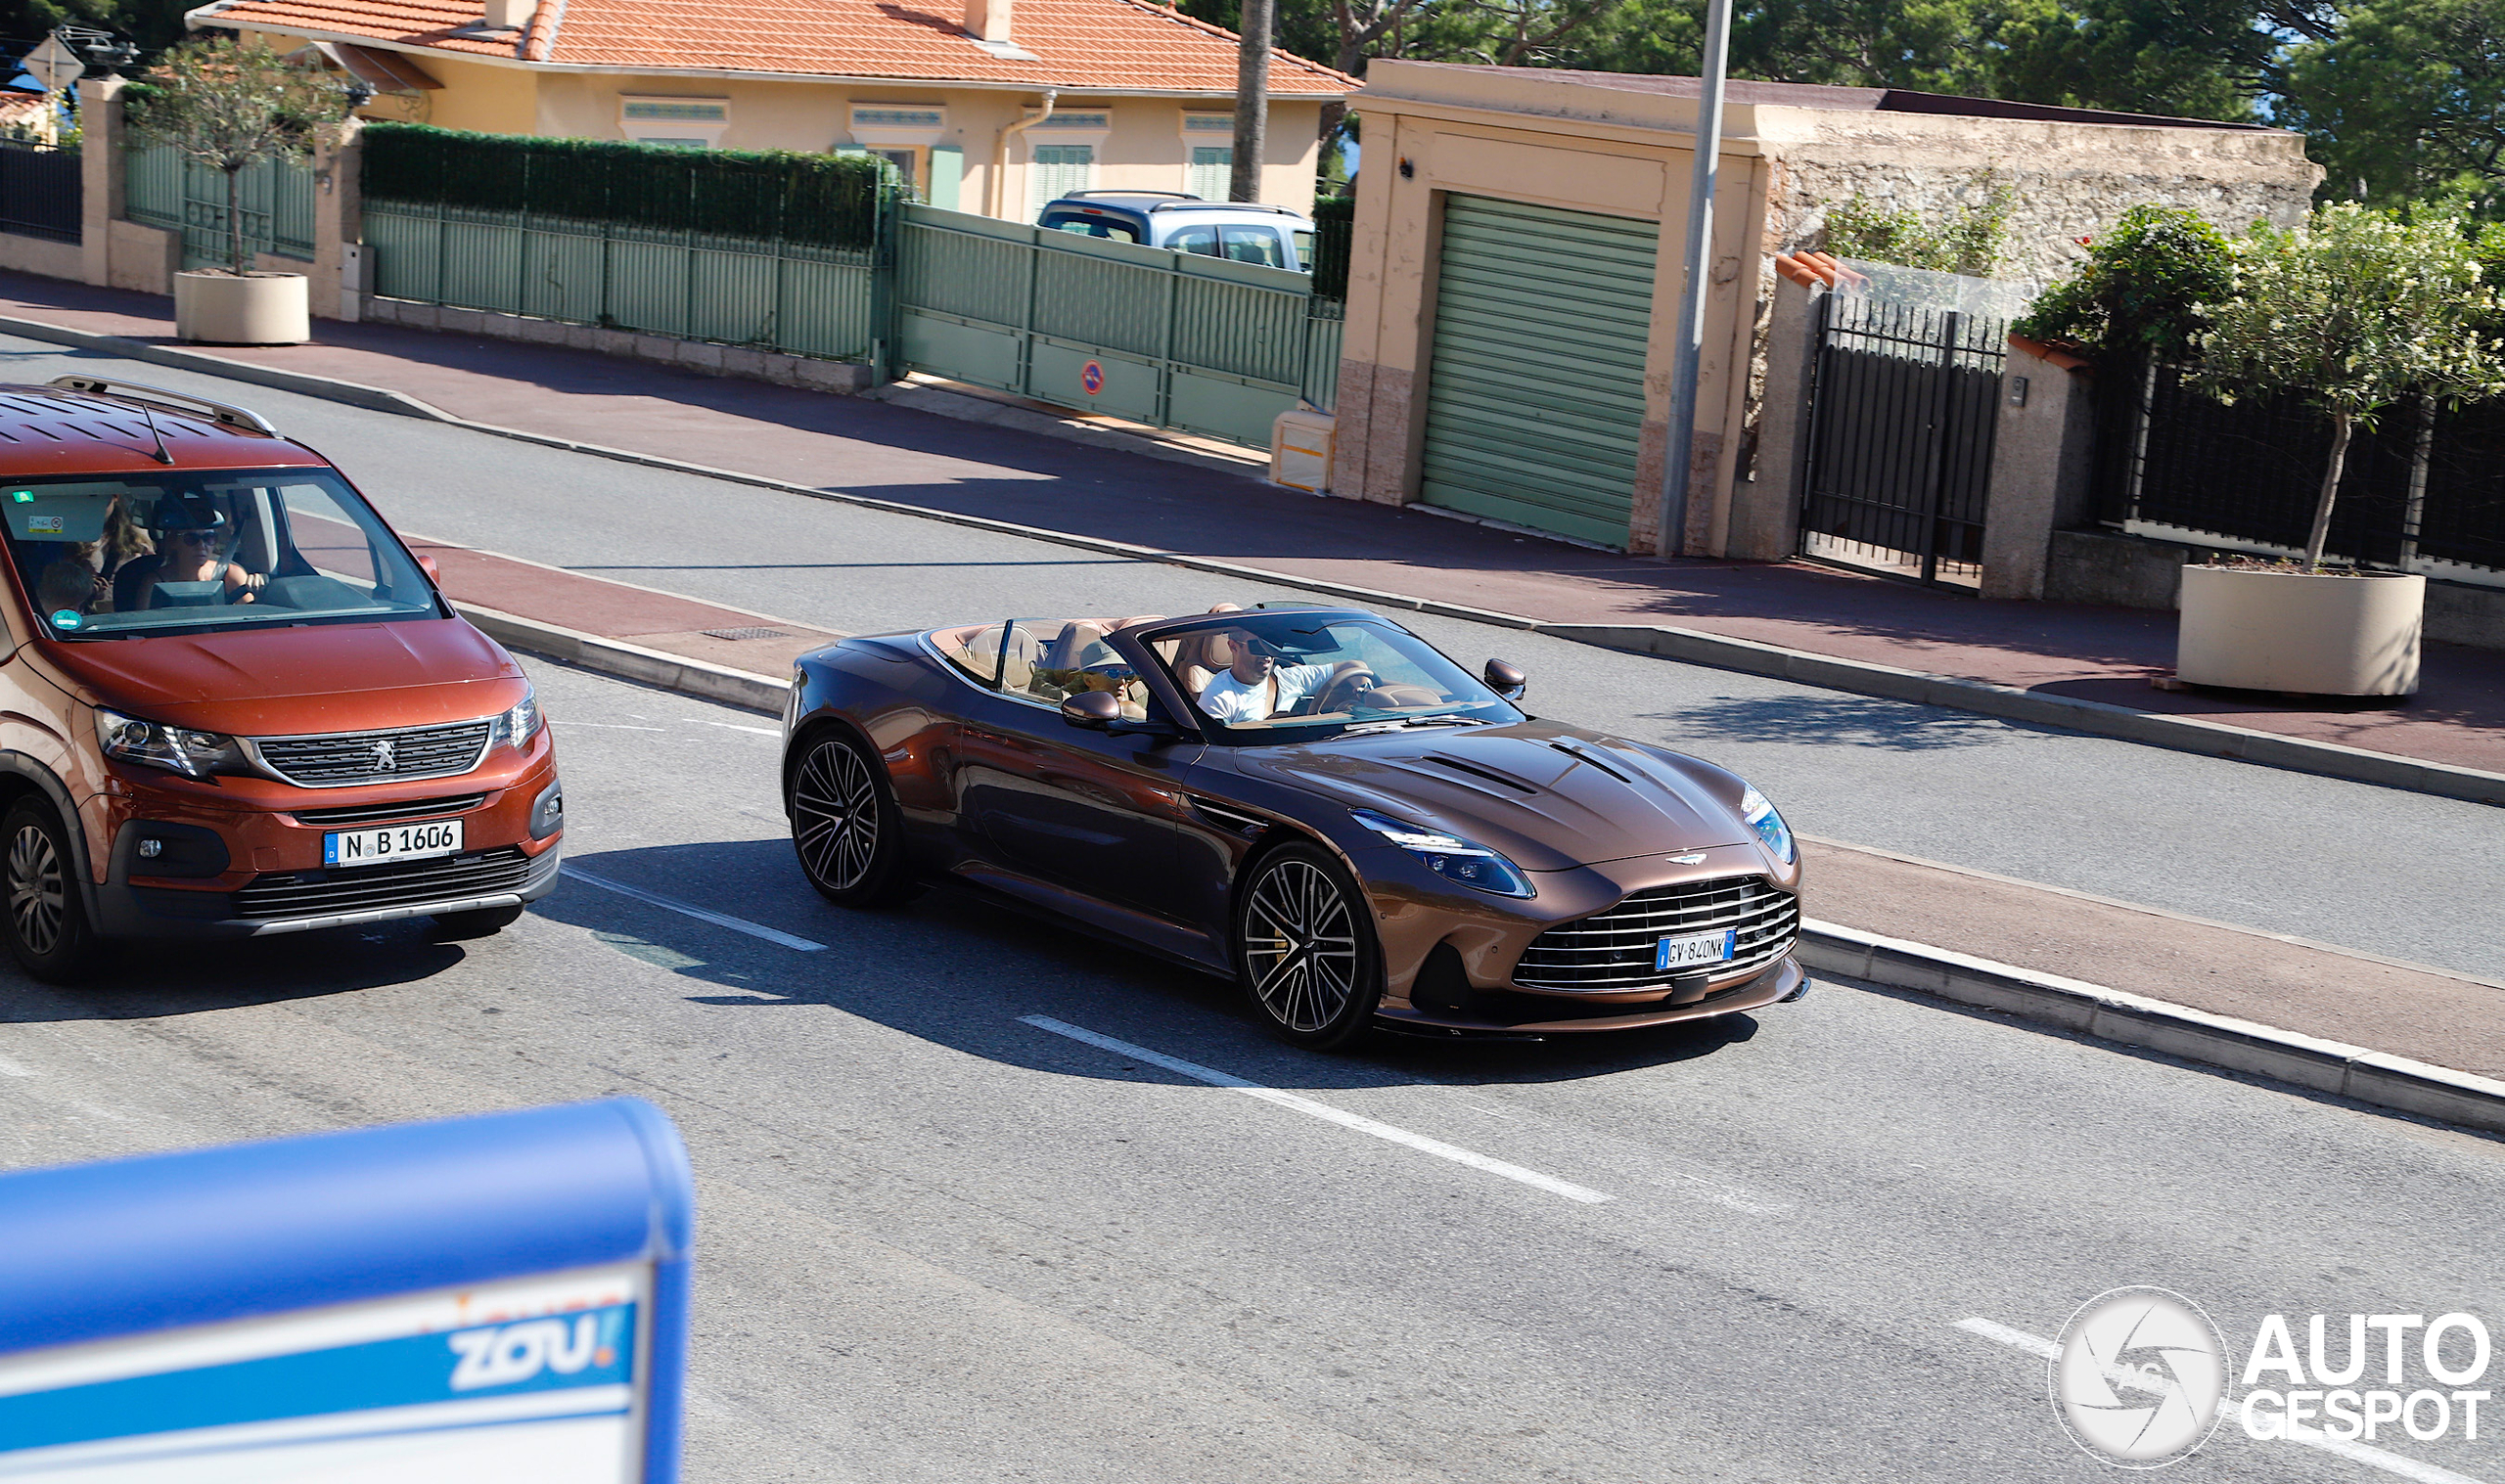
[2012,204,2231,360]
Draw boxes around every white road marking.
[0,1053,34,1077]
[561,866,825,951]
[692,720,780,737]
[1019,1015,1613,1205]
[1958,1317,2488,1484]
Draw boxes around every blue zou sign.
[0,1098,694,1481]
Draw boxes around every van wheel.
[4,800,103,984]
[433,903,526,939]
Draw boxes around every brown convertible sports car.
[780,603,1803,1049]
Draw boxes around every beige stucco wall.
[1333,60,2323,559]
[1332,62,1766,556]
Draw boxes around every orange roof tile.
[201,0,1353,93]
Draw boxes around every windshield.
[1148,611,1522,743]
[0,469,441,641]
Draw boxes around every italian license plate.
[325,819,463,869]
[1656,928,1737,973]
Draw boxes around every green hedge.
[1309,194,1352,299]
[360,124,888,247]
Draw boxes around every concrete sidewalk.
[2,270,2498,787]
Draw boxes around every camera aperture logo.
[2052,1287,2228,1467]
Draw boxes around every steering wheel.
[1310,664,1381,716]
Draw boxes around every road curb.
[864,380,1272,481]
[473,610,2505,1138]
[455,602,790,716]
[14,310,2491,807]
[1799,921,2505,1136]
[1543,624,2505,807]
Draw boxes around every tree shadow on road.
[532,838,1772,1093]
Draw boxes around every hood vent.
[1421,753,1538,794]
[1545,738,1633,783]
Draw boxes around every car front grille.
[234,846,536,921]
[291,793,487,829]
[251,722,492,787]
[1513,874,1799,992]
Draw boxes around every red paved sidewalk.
[2,270,2497,776]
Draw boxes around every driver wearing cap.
[1197,631,1370,723]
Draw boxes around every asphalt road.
[2,661,2498,1483]
[0,335,2493,980]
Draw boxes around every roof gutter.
[986,87,1057,220]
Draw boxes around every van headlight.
[1351,808,1533,897]
[95,709,243,780]
[1741,785,1795,864]
[495,686,542,750]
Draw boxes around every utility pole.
[1230,0,1273,202]
[1655,0,1733,559]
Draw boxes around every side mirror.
[416,555,441,585]
[1483,658,1526,699]
[1060,691,1121,730]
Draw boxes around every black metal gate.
[0,141,81,245]
[1797,294,2007,587]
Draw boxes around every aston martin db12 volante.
[781,604,1803,1049]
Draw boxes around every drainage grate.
[701,626,793,641]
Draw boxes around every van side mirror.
[416,555,441,585]
[1483,659,1526,699]
[1060,691,1120,730]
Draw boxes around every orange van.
[0,376,561,981]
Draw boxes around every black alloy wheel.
[1235,843,1384,1051]
[3,799,102,983]
[790,730,912,907]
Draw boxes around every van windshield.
[0,469,443,641]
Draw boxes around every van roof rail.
[44,376,280,436]
[1061,190,1198,202]
[1148,200,1302,216]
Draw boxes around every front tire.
[1234,843,1383,1051]
[3,800,103,984]
[790,730,913,907]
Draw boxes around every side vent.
[1188,797,1269,837]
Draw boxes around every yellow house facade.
[195,0,1351,219]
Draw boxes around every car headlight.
[1741,785,1795,864]
[494,686,542,750]
[1350,807,1534,897]
[94,708,243,780]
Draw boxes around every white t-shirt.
[1199,661,1336,724]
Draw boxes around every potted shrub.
[126,38,354,345]
[2177,204,2504,696]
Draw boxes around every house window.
[1188,145,1231,202]
[621,95,729,149]
[1029,144,1096,214]
[871,147,923,193]
[1031,112,1112,132]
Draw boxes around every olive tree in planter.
[2177,204,2504,696]
[126,38,354,345]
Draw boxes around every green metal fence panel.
[366,200,878,361]
[894,202,1339,448]
[125,146,315,270]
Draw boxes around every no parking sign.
[0,1099,694,1481]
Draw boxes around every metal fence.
[125,144,315,270]
[1798,294,2007,587]
[2097,361,2505,581]
[0,142,79,244]
[364,199,879,360]
[896,202,1342,446]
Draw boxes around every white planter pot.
[173,271,309,346]
[2175,565,2424,696]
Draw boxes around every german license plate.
[325,819,463,868]
[1656,928,1737,973]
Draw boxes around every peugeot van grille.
[1513,875,1799,992]
[250,721,493,787]
[235,847,535,920]
[290,793,487,828]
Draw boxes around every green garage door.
[1420,196,1660,547]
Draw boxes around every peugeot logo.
[372,739,397,772]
